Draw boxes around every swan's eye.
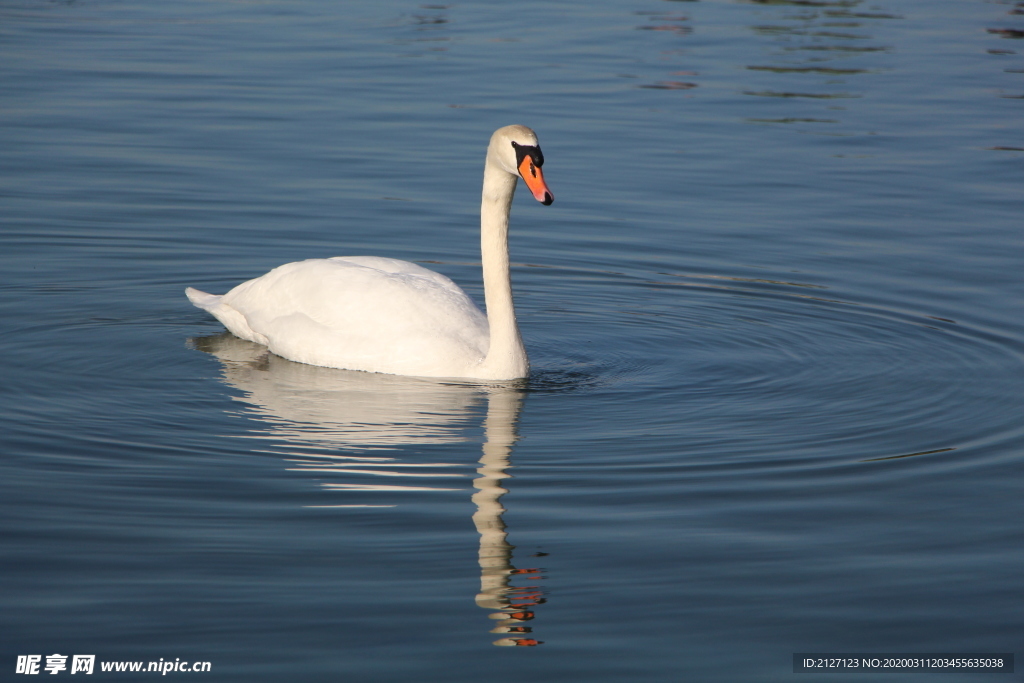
[512,142,543,170]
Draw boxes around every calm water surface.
[2,0,1022,680]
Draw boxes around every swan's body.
[188,256,491,377]
[186,125,553,380]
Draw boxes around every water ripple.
[526,266,1024,469]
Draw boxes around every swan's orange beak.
[518,156,554,206]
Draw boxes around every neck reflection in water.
[190,332,547,646]
[472,387,545,646]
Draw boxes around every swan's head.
[489,125,554,206]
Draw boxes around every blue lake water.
[2,0,1022,680]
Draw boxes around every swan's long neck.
[478,156,529,380]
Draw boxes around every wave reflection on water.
[524,264,1024,472]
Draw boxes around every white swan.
[186,125,553,380]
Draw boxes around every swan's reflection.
[190,332,546,645]
[472,387,544,646]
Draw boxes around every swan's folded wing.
[220,258,489,375]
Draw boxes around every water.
[2,0,1022,679]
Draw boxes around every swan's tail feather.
[185,286,222,311]
[185,287,267,345]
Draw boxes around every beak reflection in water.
[190,332,548,646]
